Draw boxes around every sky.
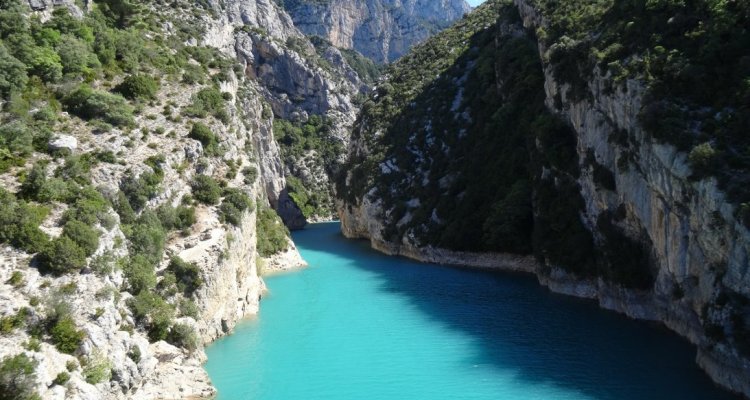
[467,0,485,6]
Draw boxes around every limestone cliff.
[337,0,750,397]
[0,0,355,397]
[279,0,471,63]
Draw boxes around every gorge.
[0,0,748,399]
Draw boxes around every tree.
[56,34,98,76]
[28,46,63,83]
[0,43,27,98]
[97,0,142,28]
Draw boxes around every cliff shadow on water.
[293,223,741,400]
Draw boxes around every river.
[204,222,737,400]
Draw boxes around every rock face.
[337,0,750,397]
[281,0,471,63]
[201,0,363,227]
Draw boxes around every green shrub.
[63,85,134,127]
[0,121,34,159]
[167,256,203,296]
[121,255,156,295]
[219,188,254,226]
[188,122,218,154]
[39,236,87,274]
[120,170,162,211]
[179,298,199,319]
[0,43,28,98]
[82,354,111,384]
[56,34,99,76]
[167,323,200,352]
[156,204,195,231]
[23,338,41,352]
[50,316,84,354]
[7,271,24,287]
[114,74,159,100]
[0,189,49,254]
[52,371,70,386]
[185,87,228,123]
[256,206,289,257]
[242,166,258,185]
[190,175,221,205]
[127,291,174,342]
[127,345,141,363]
[89,252,115,276]
[0,309,29,335]
[62,219,99,257]
[688,142,719,175]
[181,64,205,84]
[63,186,110,225]
[126,211,166,266]
[0,353,39,400]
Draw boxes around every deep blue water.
[204,222,738,400]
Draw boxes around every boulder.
[48,135,78,153]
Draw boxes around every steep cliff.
[278,0,471,63]
[0,0,368,397]
[337,0,750,397]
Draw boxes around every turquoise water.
[205,222,738,400]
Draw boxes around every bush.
[122,255,156,295]
[256,206,289,257]
[114,74,159,100]
[56,34,98,76]
[179,299,199,319]
[242,166,258,185]
[0,353,39,400]
[120,170,162,211]
[62,219,100,257]
[7,271,24,287]
[62,186,110,226]
[167,256,203,296]
[688,142,718,175]
[156,204,195,231]
[0,190,49,254]
[52,371,70,386]
[126,211,166,266]
[185,87,228,123]
[0,43,28,98]
[39,236,87,274]
[82,354,111,384]
[219,188,254,226]
[127,345,141,363]
[190,175,221,205]
[63,85,134,127]
[50,316,85,354]
[127,291,174,342]
[188,122,218,154]
[0,309,29,335]
[167,323,200,352]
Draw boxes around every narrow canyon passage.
[205,223,739,400]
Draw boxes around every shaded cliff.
[337,0,750,397]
